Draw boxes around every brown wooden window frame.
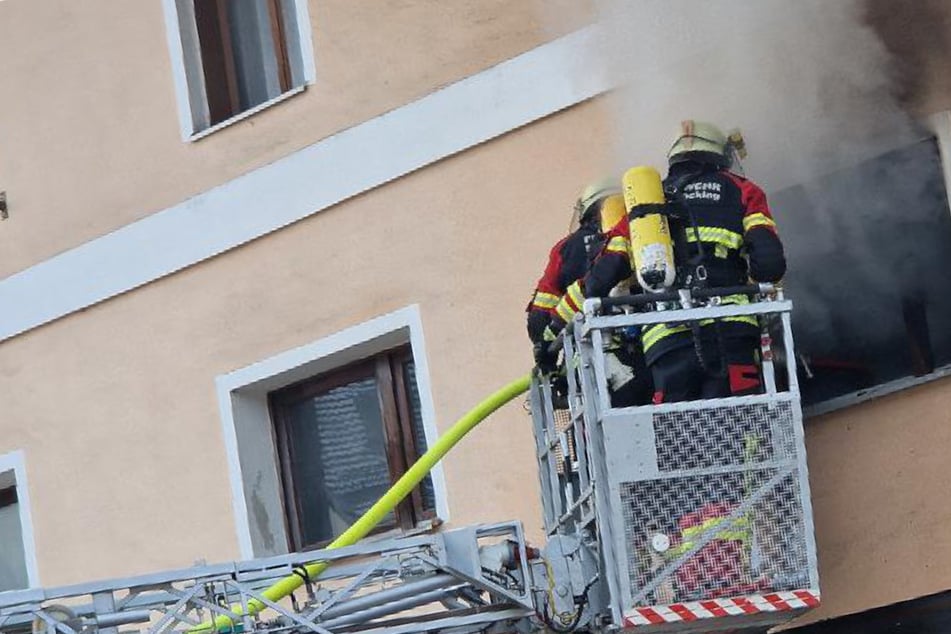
[269,345,436,552]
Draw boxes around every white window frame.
[0,449,41,589]
[216,305,449,560]
[161,0,317,142]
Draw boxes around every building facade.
[1,1,951,630]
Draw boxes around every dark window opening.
[902,294,934,376]
[0,484,28,593]
[774,137,951,406]
[0,486,16,509]
[269,346,436,551]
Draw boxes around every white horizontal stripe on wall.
[0,26,611,343]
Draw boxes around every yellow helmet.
[575,177,621,221]
[667,120,730,167]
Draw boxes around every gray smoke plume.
[585,0,951,404]
[592,0,921,190]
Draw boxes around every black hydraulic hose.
[539,577,598,633]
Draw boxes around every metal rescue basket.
[530,285,820,633]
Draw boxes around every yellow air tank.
[599,194,627,233]
[622,166,676,293]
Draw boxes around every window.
[0,468,32,592]
[270,346,436,551]
[217,306,446,559]
[775,137,951,409]
[167,0,314,137]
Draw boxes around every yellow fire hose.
[194,373,532,632]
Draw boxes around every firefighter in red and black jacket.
[530,181,653,407]
[527,179,619,367]
[549,121,786,402]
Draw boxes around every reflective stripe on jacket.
[641,294,758,354]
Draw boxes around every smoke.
[591,0,922,191]
[584,1,951,402]
[866,0,951,112]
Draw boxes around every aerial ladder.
[0,287,818,634]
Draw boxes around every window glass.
[179,0,305,131]
[283,377,395,546]
[226,0,284,110]
[0,487,29,592]
[271,346,435,550]
[403,360,436,513]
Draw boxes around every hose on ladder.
[191,373,533,633]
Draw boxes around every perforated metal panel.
[604,398,814,609]
[531,296,819,631]
[597,299,816,631]
[652,401,796,473]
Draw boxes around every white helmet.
[574,176,621,222]
[667,120,731,168]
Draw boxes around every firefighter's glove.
[546,317,566,340]
[526,309,551,344]
[534,340,559,376]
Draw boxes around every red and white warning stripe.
[624,590,820,627]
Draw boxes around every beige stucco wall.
[0,83,949,627]
[785,378,951,627]
[6,86,947,617]
[0,96,615,586]
[0,0,592,279]
[2,1,951,621]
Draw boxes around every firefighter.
[525,178,619,374]
[526,178,614,364]
[529,180,652,407]
[647,120,785,402]
[549,121,786,402]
